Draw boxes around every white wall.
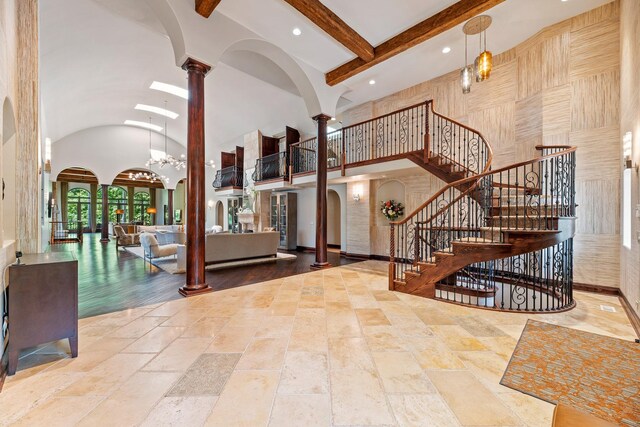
[294,184,346,251]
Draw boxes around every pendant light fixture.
[460,34,473,94]
[462,15,493,91]
[145,117,159,167]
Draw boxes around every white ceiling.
[41,0,614,155]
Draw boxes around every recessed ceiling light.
[135,104,179,119]
[292,27,302,36]
[124,120,163,132]
[149,81,188,100]
[369,79,376,85]
[561,0,568,2]
[442,46,451,54]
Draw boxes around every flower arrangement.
[380,199,404,220]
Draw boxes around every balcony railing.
[289,132,342,176]
[252,152,288,182]
[213,166,243,189]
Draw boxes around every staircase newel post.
[424,101,431,163]
[389,223,395,290]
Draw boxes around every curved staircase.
[389,102,577,312]
[285,99,576,312]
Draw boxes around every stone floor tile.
[388,394,462,427]
[140,396,218,427]
[428,370,522,426]
[204,370,279,427]
[268,394,331,427]
[167,353,241,396]
[329,369,395,426]
[278,351,329,395]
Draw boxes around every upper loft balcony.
[252,102,433,188]
[252,126,300,189]
[213,146,244,196]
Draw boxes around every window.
[67,188,91,227]
[133,191,151,224]
[97,186,128,225]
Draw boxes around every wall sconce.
[624,132,635,170]
[352,184,362,202]
[207,200,215,209]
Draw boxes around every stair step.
[436,283,497,297]
[393,280,407,287]
[404,270,421,277]
[417,260,436,268]
[486,216,557,229]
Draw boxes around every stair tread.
[452,237,511,244]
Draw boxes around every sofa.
[176,231,279,271]
[137,225,186,245]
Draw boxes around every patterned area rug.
[501,320,640,426]
[123,246,296,274]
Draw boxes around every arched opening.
[174,178,186,224]
[55,167,100,232]
[2,97,17,242]
[327,189,341,251]
[215,200,224,227]
[97,186,128,229]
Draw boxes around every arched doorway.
[215,201,224,227]
[327,189,341,251]
[55,167,100,232]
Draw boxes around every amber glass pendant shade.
[477,50,492,80]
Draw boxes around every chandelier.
[145,101,216,171]
[461,15,493,93]
[129,171,169,184]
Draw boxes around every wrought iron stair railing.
[390,145,577,312]
[288,100,491,180]
[212,166,244,189]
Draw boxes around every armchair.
[113,225,140,251]
[139,233,179,269]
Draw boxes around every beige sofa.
[177,231,279,271]
[137,225,186,245]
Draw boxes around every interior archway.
[215,201,224,227]
[327,189,341,249]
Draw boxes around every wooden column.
[167,189,174,225]
[89,183,97,233]
[60,182,68,223]
[127,186,135,223]
[100,184,110,242]
[179,58,212,297]
[311,114,331,270]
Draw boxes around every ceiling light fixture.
[460,34,473,94]
[462,15,493,91]
[124,120,163,132]
[292,27,302,36]
[135,103,179,119]
[149,81,189,100]
[442,47,451,54]
[369,79,376,85]
[129,171,169,184]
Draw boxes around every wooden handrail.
[391,146,576,226]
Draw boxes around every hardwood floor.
[49,233,357,319]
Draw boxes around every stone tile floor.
[1,261,636,427]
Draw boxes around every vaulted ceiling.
[41,0,613,156]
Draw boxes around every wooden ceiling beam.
[195,0,223,18]
[282,0,374,62]
[325,0,505,86]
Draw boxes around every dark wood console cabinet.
[7,252,78,375]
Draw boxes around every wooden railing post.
[341,129,346,176]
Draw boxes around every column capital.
[313,113,332,122]
[181,58,212,75]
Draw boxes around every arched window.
[133,191,151,224]
[97,186,128,225]
[67,188,90,227]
